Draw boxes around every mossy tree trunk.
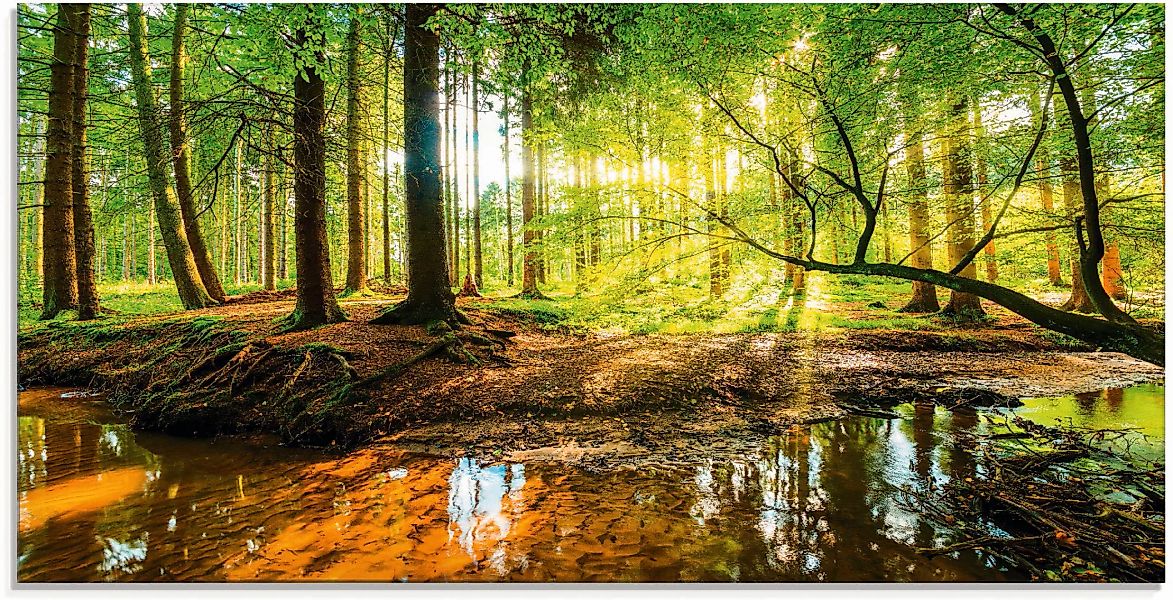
[170,3,227,303]
[371,3,458,326]
[69,4,99,321]
[127,3,213,310]
[41,5,78,320]
[344,10,368,295]
[287,23,347,330]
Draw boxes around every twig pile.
[910,413,1164,582]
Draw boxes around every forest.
[14,2,1167,584]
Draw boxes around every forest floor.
[17,276,1164,461]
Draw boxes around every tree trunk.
[128,3,211,308]
[472,62,483,289]
[261,129,276,291]
[233,139,242,285]
[940,96,985,318]
[147,170,157,284]
[536,141,547,285]
[898,127,939,312]
[972,97,998,283]
[705,148,723,298]
[1056,107,1095,313]
[170,3,226,302]
[382,14,393,283]
[504,91,514,287]
[41,5,78,319]
[518,85,543,298]
[279,165,289,280]
[1102,244,1126,300]
[1030,89,1064,286]
[344,11,368,295]
[69,4,99,321]
[286,22,347,330]
[372,3,457,326]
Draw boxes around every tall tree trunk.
[503,91,514,287]
[129,5,210,306]
[705,147,723,298]
[382,13,393,283]
[170,3,226,302]
[41,5,78,319]
[69,4,99,320]
[940,96,985,318]
[898,127,939,312]
[1030,89,1064,286]
[286,22,347,330]
[344,11,368,294]
[372,3,457,325]
[536,142,547,285]
[519,85,543,297]
[472,62,483,288]
[450,65,461,287]
[261,129,276,291]
[279,165,289,280]
[972,98,997,283]
[233,139,242,285]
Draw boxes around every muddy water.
[17,384,1164,583]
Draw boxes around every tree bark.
[382,12,393,283]
[261,128,276,291]
[940,96,985,318]
[898,126,939,312]
[344,11,368,295]
[973,98,998,283]
[518,85,543,298]
[372,3,457,326]
[128,4,212,308]
[41,5,77,319]
[504,91,514,287]
[287,22,347,330]
[69,4,99,321]
[170,3,227,302]
[472,62,483,288]
[1030,89,1064,286]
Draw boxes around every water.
[16,384,1164,583]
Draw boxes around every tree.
[939,96,986,319]
[261,127,276,291]
[286,18,347,330]
[472,62,483,289]
[1030,88,1063,286]
[897,121,940,313]
[40,5,77,320]
[518,82,545,298]
[127,3,214,310]
[170,3,227,303]
[70,4,99,321]
[344,9,369,295]
[372,3,459,326]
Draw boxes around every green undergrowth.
[480,273,958,336]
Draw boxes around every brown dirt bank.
[18,297,1163,453]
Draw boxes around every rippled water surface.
[16,384,1163,582]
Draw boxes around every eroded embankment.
[18,300,1164,450]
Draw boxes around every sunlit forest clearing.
[15,2,1166,583]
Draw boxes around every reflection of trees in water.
[447,458,527,571]
[679,412,1001,581]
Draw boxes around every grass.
[19,272,1165,339]
[18,279,296,330]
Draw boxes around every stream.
[16,383,1164,583]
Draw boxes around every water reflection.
[16,384,1163,582]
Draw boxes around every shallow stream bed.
[16,383,1164,582]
